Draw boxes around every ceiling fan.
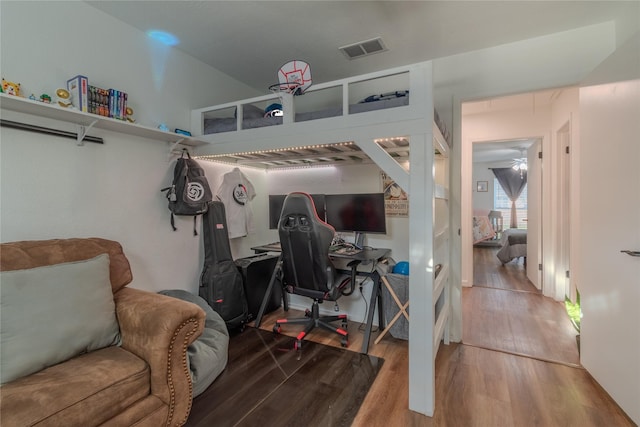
[511,148,528,178]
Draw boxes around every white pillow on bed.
[0,254,121,384]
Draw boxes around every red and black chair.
[273,192,349,349]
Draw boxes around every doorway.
[460,88,580,365]
[471,138,537,290]
[461,87,578,300]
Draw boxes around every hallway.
[465,247,580,365]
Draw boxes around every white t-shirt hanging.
[216,168,256,238]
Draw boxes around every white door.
[526,140,542,289]
[579,77,640,424]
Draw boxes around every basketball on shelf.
[268,60,312,95]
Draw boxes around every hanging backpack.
[161,149,212,235]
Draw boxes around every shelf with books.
[0,93,208,149]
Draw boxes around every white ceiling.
[472,137,538,163]
[85,1,636,92]
[84,1,635,164]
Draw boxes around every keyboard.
[330,245,362,255]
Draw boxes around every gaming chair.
[272,192,349,349]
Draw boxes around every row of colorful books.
[66,75,128,121]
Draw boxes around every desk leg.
[254,255,282,328]
[375,273,385,329]
[361,275,382,354]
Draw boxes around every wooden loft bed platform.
[193,133,448,170]
[190,62,450,167]
[190,61,451,417]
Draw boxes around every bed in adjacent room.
[497,228,527,264]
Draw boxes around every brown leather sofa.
[0,238,206,426]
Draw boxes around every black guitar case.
[199,201,249,331]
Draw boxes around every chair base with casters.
[273,299,349,349]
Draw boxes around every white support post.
[408,61,435,417]
[342,82,349,117]
[281,93,295,125]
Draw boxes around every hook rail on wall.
[0,119,104,144]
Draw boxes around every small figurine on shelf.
[2,78,21,96]
[158,123,169,132]
[29,94,37,101]
[125,106,136,123]
[55,88,73,108]
[39,94,51,103]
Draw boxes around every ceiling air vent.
[339,37,387,60]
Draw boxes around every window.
[494,178,528,229]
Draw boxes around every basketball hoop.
[268,60,312,96]
[268,82,303,96]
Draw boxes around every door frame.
[460,89,577,302]
[462,134,544,290]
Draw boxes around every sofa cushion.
[0,253,121,384]
[0,346,150,427]
[0,238,133,293]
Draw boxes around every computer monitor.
[268,193,326,229]
[325,193,386,247]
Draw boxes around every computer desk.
[251,243,390,354]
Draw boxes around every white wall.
[462,106,551,288]
[0,2,260,294]
[433,21,618,341]
[471,161,510,213]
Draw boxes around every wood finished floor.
[253,308,633,426]
[186,327,382,427]
[188,246,633,426]
[473,246,537,293]
[467,247,580,365]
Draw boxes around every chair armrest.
[114,287,205,427]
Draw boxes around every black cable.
[357,278,378,333]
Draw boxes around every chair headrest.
[281,192,333,231]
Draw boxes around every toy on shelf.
[125,106,135,123]
[2,78,21,96]
[55,88,73,108]
[40,94,51,104]
[28,94,37,101]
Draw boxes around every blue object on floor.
[393,261,409,275]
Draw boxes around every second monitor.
[324,193,387,235]
[269,193,387,248]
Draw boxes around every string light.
[195,141,354,160]
[374,136,409,144]
[193,141,355,159]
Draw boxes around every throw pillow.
[0,253,121,384]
